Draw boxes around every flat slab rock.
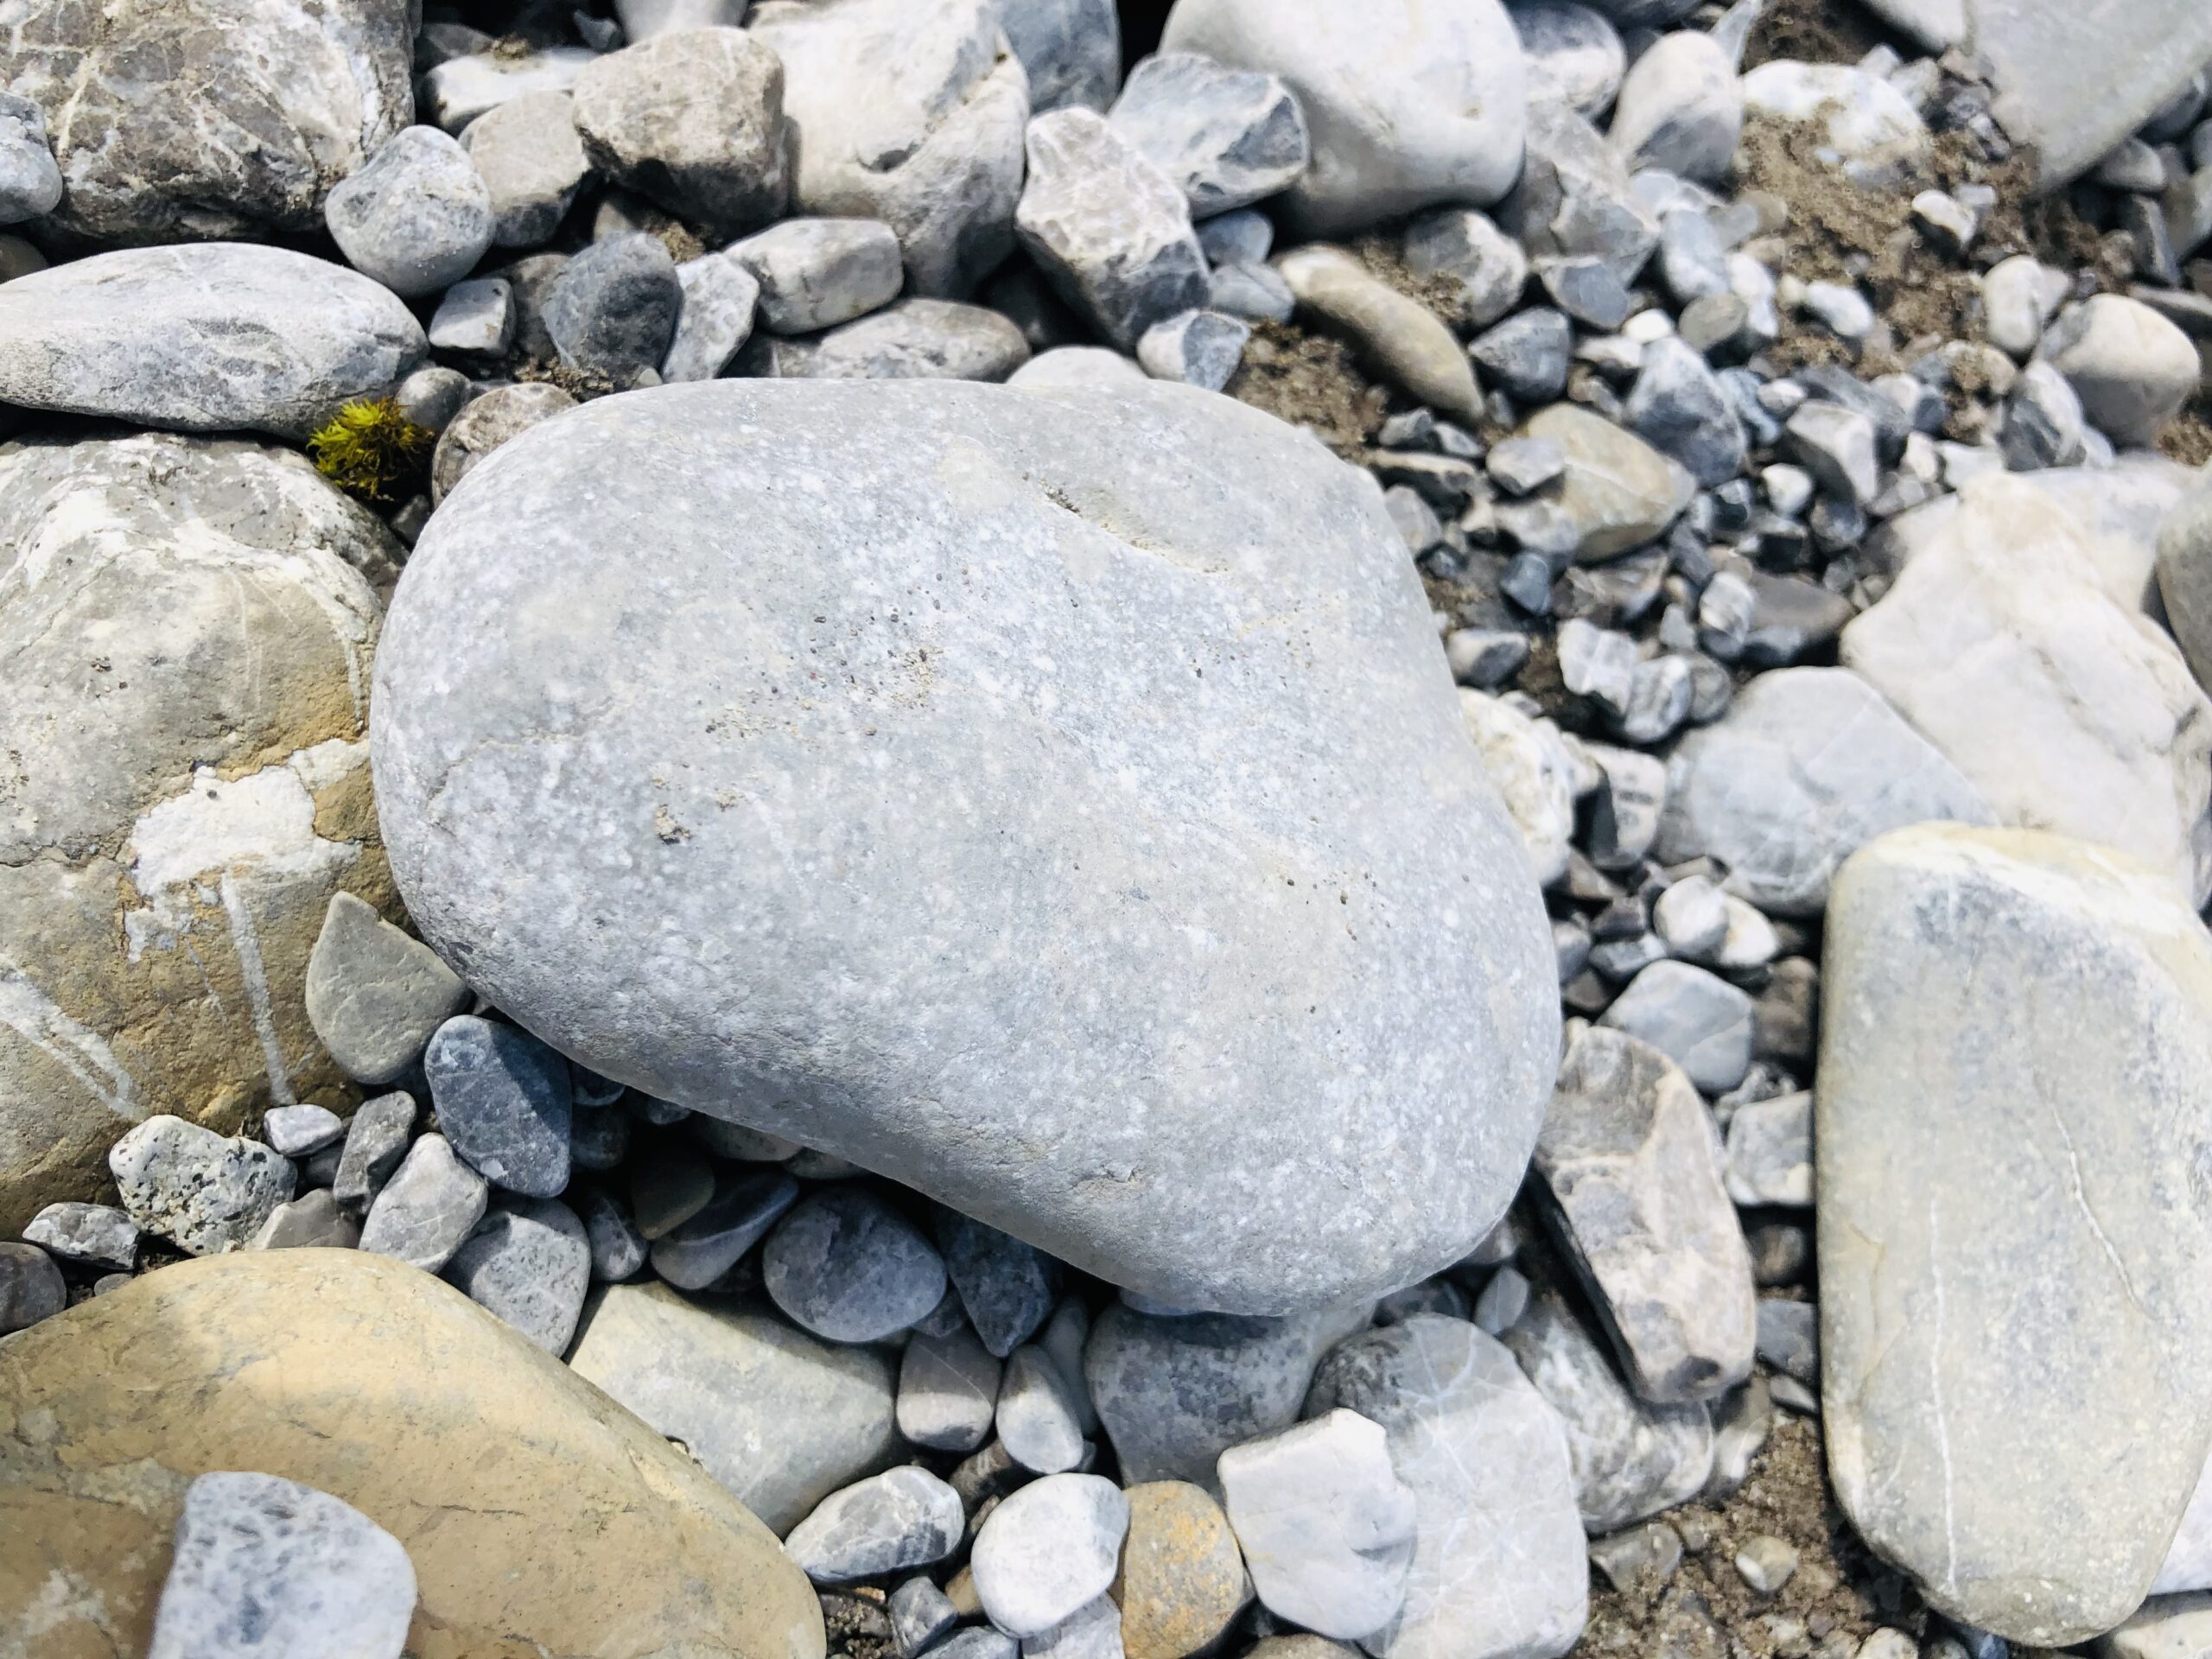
[373,378,1557,1316]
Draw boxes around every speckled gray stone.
[147,1472,416,1659]
[568,1280,902,1532]
[938,1211,1057,1357]
[430,382,575,505]
[22,1202,138,1271]
[357,1132,486,1271]
[370,378,1557,1317]
[423,1015,572,1197]
[764,1186,948,1343]
[442,1193,592,1353]
[108,1116,296,1256]
[305,893,471,1085]
[649,1167,798,1288]
[0,245,424,441]
[785,1466,965,1585]
[331,1091,416,1211]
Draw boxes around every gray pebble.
[1599,960,1754,1095]
[938,1211,1059,1357]
[1511,0,1627,117]
[1735,1534,1800,1595]
[24,1201,140,1272]
[430,381,575,504]
[889,1575,960,1659]
[429,277,515,357]
[1755,1296,1819,1385]
[1474,1263,1531,1335]
[650,1168,801,1290]
[575,1184,650,1281]
[461,91,591,250]
[1626,336,1746,486]
[263,1103,344,1158]
[249,1189,363,1251]
[392,365,470,435]
[1198,207,1274,266]
[443,1194,592,1353]
[332,1091,419,1212]
[1206,258,1296,323]
[1470,308,1573,404]
[785,1465,965,1585]
[1137,308,1250,389]
[728,217,906,336]
[1488,435,1566,496]
[765,1187,948,1343]
[997,1344,1088,1473]
[305,893,471,1087]
[569,1105,632,1173]
[0,93,61,223]
[544,232,682,382]
[423,1014,573,1197]
[359,1133,488,1273]
[1106,50,1309,219]
[0,1241,65,1334]
[324,125,495,298]
[899,1325,1003,1452]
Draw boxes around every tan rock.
[1276,245,1481,423]
[1114,1480,1248,1659]
[0,434,406,1236]
[0,1249,824,1659]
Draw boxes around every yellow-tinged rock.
[0,1249,824,1659]
[1113,1480,1248,1659]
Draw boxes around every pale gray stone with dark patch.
[146,1472,415,1659]
[0,245,424,441]
[109,1116,297,1256]
[649,1168,799,1289]
[1535,1027,1756,1404]
[1820,823,2212,1645]
[1606,30,1741,185]
[1001,0,1122,114]
[569,1280,902,1532]
[2,0,412,247]
[370,378,1557,1316]
[422,47,595,135]
[331,1091,417,1211]
[1107,52,1309,219]
[442,1193,591,1353]
[1306,1316,1587,1659]
[306,892,470,1085]
[662,253,761,384]
[22,1202,139,1271]
[262,1103,343,1157]
[785,1466,965,1585]
[423,1015,572,1197]
[1510,103,1659,284]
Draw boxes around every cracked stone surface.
[0,1250,821,1659]
[371,378,1557,1317]
[1820,823,2212,1644]
[0,0,415,249]
[0,432,402,1237]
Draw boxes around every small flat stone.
[997,1344,1087,1473]
[263,1103,344,1158]
[0,1242,65,1333]
[785,1465,965,1585]
[889,1575,960,1659]
[661,252,760,384]
[1519,404,1695,563]
[899,1325,1003,1452]
[1599,962,1753,1095]
[423,1015,573,1198]
[728,218,904,336]
[332,1091,418,1212]
[109,1116,296,1257]
[1726,1092,1815,1208]
[764,1186,949,1343]
[1755,1297,1818,1386]
[1137,308,1250,390]
[305,893,470,1086]
[23,1201,140,1271]
[971,1472,1130,1639]
[249,1188,362,1251]
[147,1471,415,1659]
[743,298,1032,381]
[649,1169,802,1290]
[358,1133,488,1273]
[442,1194,591,1354]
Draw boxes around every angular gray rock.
[1656,668,1995,917]
[305,892,470,1085]
[1161,0,1528,234]
[1086,1301,1374,1485]
[323,125,493,298]
[785,1465,964,1585]
[1598,961,1753,1096]
[0,245,424,441]
[429,278,513,357]
[1843,475,2212,906]
[1725,1092,1814,1209]
[938,1211,1057,1356]
[1403,207,1528,330]
[1510,103,1660,284]
[461,92,592,250]
[1606,30,1741,184]
[1625,336,1747,486]
[371,379,1557,1317]
[1016,107,1210,351]
[1306,1316,1587,1659]
[331,1091,417,1211]
[442,1193,592,1353]
[763,1185,949,1343]
[748,0,1028,296]
[108,1116,296,1256]
[662,252,762,384]
[2,0,412,247]
[571,29,790,236]
[423,1015,572,1197]
[1821,823,2212,1644]
[22,1202,139,1272]
[248,1186,361,1249]
[1518,404,1695,562]
[262,1103,343,1157]
[568,1280,901,1532]
[358,1133,487,1271]
[1218,1409,1419,1643]
[1535,1027,1756,1403]
[147,1472,416,1659]
[1107,52,1310,219]
[1137,308,1250,389]
[728,218,905,335]
[0,1242,66,1333]
[1501,1289,1714,1533]
[1001,0,1122,114]
[742,298,1032,381]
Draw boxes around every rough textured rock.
[1821,823,2212,1644]
[1459,691,1577,887]
[0,245,425,440]
[461,92,592,250]
[108,1116,296,1256]
[570,29,791,237]
[372,378,1557,1317]
[742,296,1032,381]
[1535,1030,1755,1403]
[430,382,576,504]
[1306,1317,1587,1659]
[568,1280,902,1533]
[1001,0,1121,114]
[358,1132,487,1271]
[1160,0,1528,235]
[1519,403,1695,562]
[322,124,493,297]
[0,1250,823,1659]
[442,1193,592,1354]
[1656,669,1995,917]
[1106,51,1310,219]
[0,0,414,248]
[748,0,1029,296]
[1843,476,2212,906]
[1114,1481,1247,1659]
[0,432,401,1238]
[728,217,904,335]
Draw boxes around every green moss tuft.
[307,397,435,505]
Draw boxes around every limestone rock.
[1821,823,2212,1643]
[741,297,1031,381]
[748,0,1028,296]
[2037,295,2202,447]
[1106,51,1310,220]
[1459,690,1578,888]
[0,432,400,1237]
[1842,476,2212,906]
[109,1116,296,1256]
[461,92,593,250]
[0,0,413,248]
[322,124,493,298]
[0,1250,823,1659]
[1001,0,1121,115]
[370,378,1557,1317]
[0,245,425,440]
[304,892,469,1084]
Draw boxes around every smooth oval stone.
[371,378,1557,1318]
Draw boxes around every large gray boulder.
[1160,0,1528,236]
[0,433,402,1237]
[1656,667,1996,917]
[1821,823,2212,1643]
[372,379,1558,1316]
[0,245,424,441]
[747,0,1029,296]
[0,0,413,249]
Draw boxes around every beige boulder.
[0,1249,824,1659]
[0,433,405,1236]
